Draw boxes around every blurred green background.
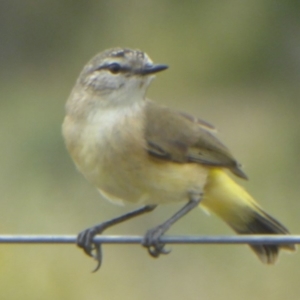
[0,1,300,299]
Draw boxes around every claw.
[77,227,103,271]
[147,244,172,257]
[91,244,103,273]
[76,205,157,272]
[77,229,95,257]
[147,244,171,257]
[142,226,171,258]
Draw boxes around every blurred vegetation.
[0,1,300,299]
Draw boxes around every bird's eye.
[107,63,121,74]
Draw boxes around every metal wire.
[0,235,299,245]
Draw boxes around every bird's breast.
[63,106,209,205]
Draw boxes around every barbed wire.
[0,235,299,245]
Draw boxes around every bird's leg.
[77,204,157,272]
[142,193,202,257]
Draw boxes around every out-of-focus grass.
[0,1,300,300]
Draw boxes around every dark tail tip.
[232,208,296,264]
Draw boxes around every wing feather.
[144,100,247,179]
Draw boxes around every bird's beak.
[138,64,169,75]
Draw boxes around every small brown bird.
[62,48,295,271]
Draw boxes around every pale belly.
[84,155,209,206]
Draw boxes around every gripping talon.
[76,205,157,272]
[77,227,104,271]
[147,243,171,257]
[77,228,97,257]
[92,243,103,273]
[142,226,171,258]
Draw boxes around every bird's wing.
[144,100,248,179]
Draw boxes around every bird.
[62,47,295,271]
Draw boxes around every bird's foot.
[142,225,171,258]
[77,226,104,272]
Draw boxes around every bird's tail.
[201,169,296,264]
